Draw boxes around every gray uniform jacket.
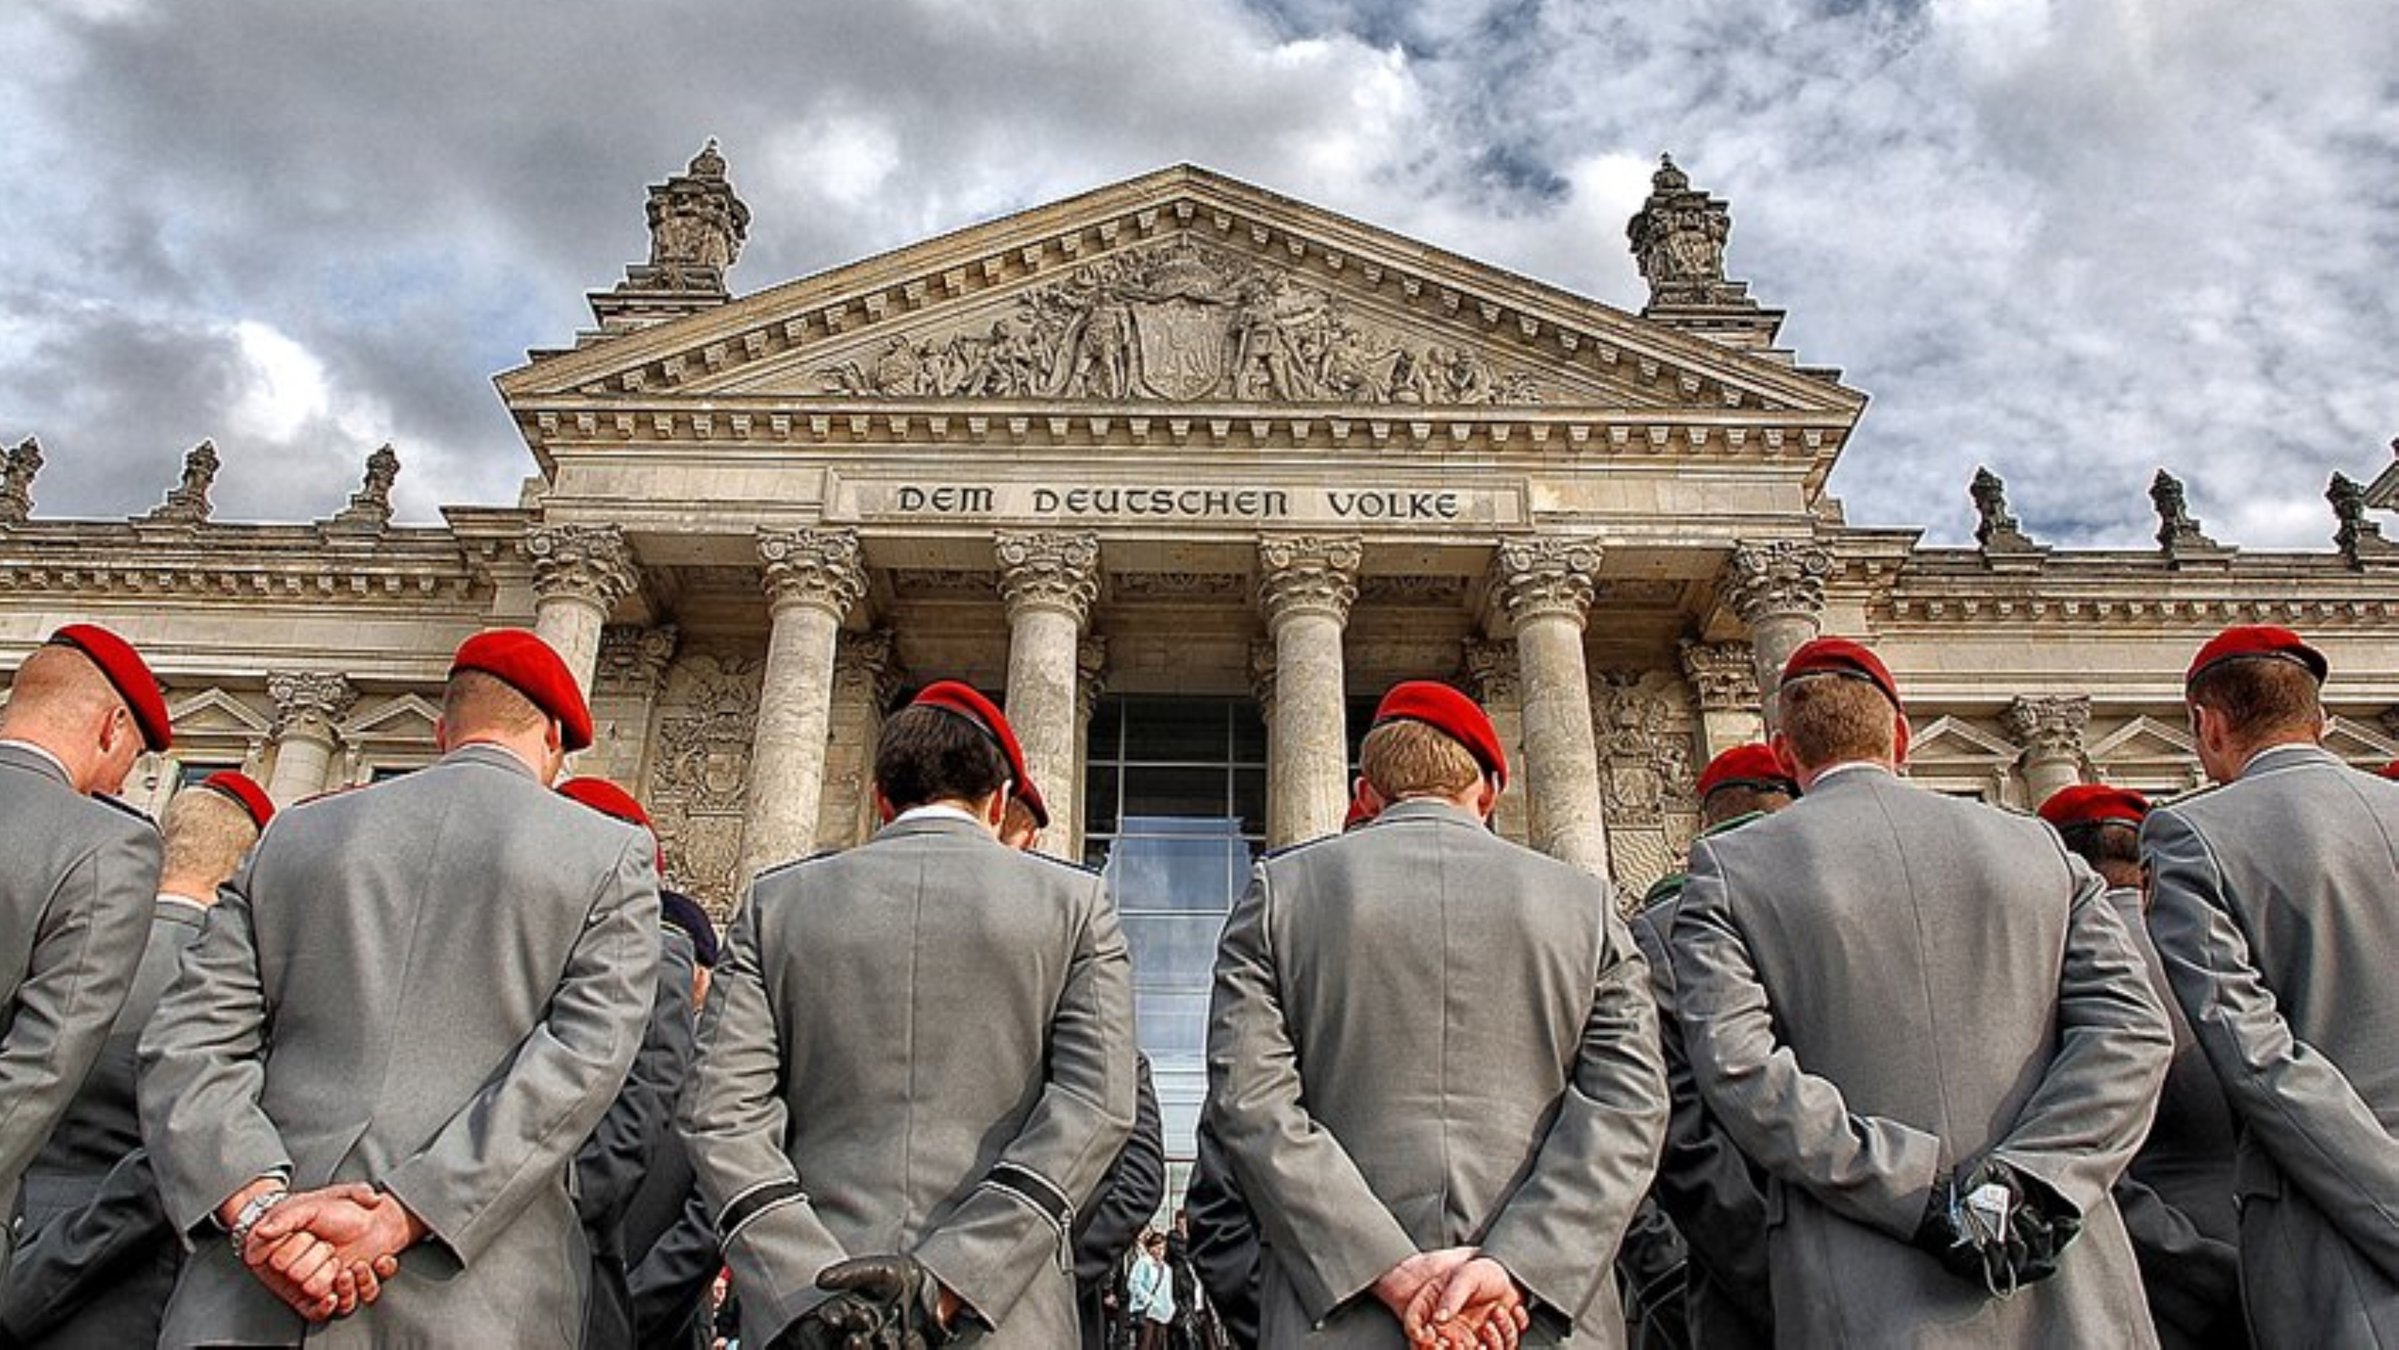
[1076,1053,1164,1350]
[2142,744,2399,1348]
[579,925,699,1350]
[139,743,661,1348]
[1206,799,1668,1347]
[682,812,1138,1350]
[2104,886,2245,1350]
[1,897,204,1346]
[0,744,162,1280]
[1628,895,1769,1350]
[1673,766,2173,1349]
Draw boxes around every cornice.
[0,524,485,603]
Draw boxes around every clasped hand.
[1373,1247,1532,1350]
[236,1183,420,1322]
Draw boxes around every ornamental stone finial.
[1971,466,2039,553]
[633,139,750,293]
[995,531,1102,622]
[527,523,640,607]
[2150,469,2219,556]
[1627,153,1741,308]
[1490,536,1602,629]
[2329,471,2395,567]
[1256,536,1363,627]
[0,437,41,526]
[143,440,219,524]
[1723,540,1832,625]
[329,443,400,530]
[757,527,867,620]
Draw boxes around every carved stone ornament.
[1248,639,1278,714]
[0,437,42,526]
[2151,470,2220,555]
[2002,694,2091,763]
[630,139,749,293]
[1724,540,1832,625]
[329,444,400,530]
[267,670,357,738]
[645,646,764,913]
[1256,535,1362,626]
[2329,472,2396,567]
[815,237,1544,406]
[1589,668,1701,895]
[594,623,680,696]
[1626,155,1741,308]
[833,628,904,707]
[995,531,1102,620]
[527,524,639,607]
[143,440,220,525]
[1678,639,1760,712]
[1461,637,1521,702]
[1077,635,1110,721]
[757,527,868,619]
[1971,466,2039,553]
[1491,536,1602,628]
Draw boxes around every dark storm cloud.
[2,0,2393,547]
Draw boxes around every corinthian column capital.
[527,524,639,607]
[1492,536,1602,629]
[267,671,356,740]
[1724,540,1832,625]
[757,527,867,620]
[1256,535,1362,628]
[995,531,1101,623]
[2002,694,2092,761]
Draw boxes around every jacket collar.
[0,740,74,790]
[441,741,541,781]
[1796,761,1896,800]
[1372,798,1487,830]
[871,812,998,846]
[2238,741,2341,780]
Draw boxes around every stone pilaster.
[527,524,639,696]
[1461,637,1529,845]
[737,527,866,890]
[996,531,1101,857]
[1249,639,1281,845]
[1679,639,1765,759]
[265,671,356,804]
[1492,537,1608,876]
[2003,695,2091,808]
[587,623,679,788]
[1074,635,1109,859]
[1257,536,1360,848]
[819,629,901,850]
[1724,540,1831,726]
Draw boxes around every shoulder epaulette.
[1023,850,1104,878]
[750,848,842,886]
[2147,781,2225,812]
[1694,810,1768,842]
[1639,872,1688,910]
[1259,832,1343,863]
[90,793,158,831]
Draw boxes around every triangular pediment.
[167,688,273,738]
[499,165,1863,422]
[340,693,440,743]
[1909,716,2019,763]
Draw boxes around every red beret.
[2186,625,2327,686]
[1781,637,1901,709]
[1696,743,1798,801]
[449,629,593,752]
[46,624,173,752]
[2037,784,2151,831]
[1370,681,1506,788]
[1342,781,1377,830]
[2378,760,2399,782]
[558,775,665,873]
[910,681,1046,828]
[195,770,273,830]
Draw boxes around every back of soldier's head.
[160,786,261,894]
[440,668,547,741]
[1,645,119,738]
[2056,820,2142,886]
[1701,783,1794,828]
[1778,676,1896,773]
[2187,658,2321,749]
[875,704,1010,813]
[1359,719,1480,801]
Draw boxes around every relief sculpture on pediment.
[816,238,1544,406]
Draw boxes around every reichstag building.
[7,144,2395,1165]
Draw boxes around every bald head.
[159,787,262,902]
[0,645,146,793]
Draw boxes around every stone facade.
[7,153,2399,915]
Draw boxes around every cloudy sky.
[2,0,2393,548]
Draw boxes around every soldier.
[1184,1119,1262,1350]
[2038,784,2244,1350]
[681,680,1137,1348]
[1207,680,1667,1347]
[0,624,171,1281]
[2142,625,2399,1346]
[622,892,724,1350]
[556,775,704,1350]
[140,628,661,1342]
[1,770,269,1347]
[1074,1053,1164,1350]
[1672,638,2173,1346]
[1621,743,1797,1350]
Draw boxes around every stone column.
[1680,639,1766,758]
[265,672,356,805]
[1460,638,1530,845]
[1724,540,1832,727]
[2004,695,2091,808]
[819,629,902,850]
[737,528,867,889]
[996,532,1101,857]
[1492,537,1609,876]
[1256,536,1360,847]
[527,524,640,696]
[1073,636,1109,860]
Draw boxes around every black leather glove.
[815,1254,957,1349]
[1914,1161,2082,1297]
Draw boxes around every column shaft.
[264,671,355,806]
[533,593,610,697]
[1493,537,1609,877]
[526,524,640,697]
[1257,537,1360,849]
[1005,604,1083,854]
[265,729,336,804]
[736,528,866,892]
[1724,540,1832,728]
